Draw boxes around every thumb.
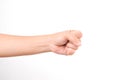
[50,44,66,55]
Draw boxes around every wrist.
[33,35,52,53]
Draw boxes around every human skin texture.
[0,30,82,57]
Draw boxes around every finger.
[71,30,82,39]
[67,31,81,46]
[50,44,66,54]
[66,48,76,55]
[66,42,79,50]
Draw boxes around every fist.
[49,30,82,55]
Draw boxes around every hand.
[49,30,82,55]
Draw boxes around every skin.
[0,30,82,57]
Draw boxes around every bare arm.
[0,30,82,57]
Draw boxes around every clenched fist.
[0,30,82,57]
[49,30,82,55]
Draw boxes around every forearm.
[0,34,51,57]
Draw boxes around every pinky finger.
[66,48,76,55]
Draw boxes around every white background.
[0,0,120,80]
